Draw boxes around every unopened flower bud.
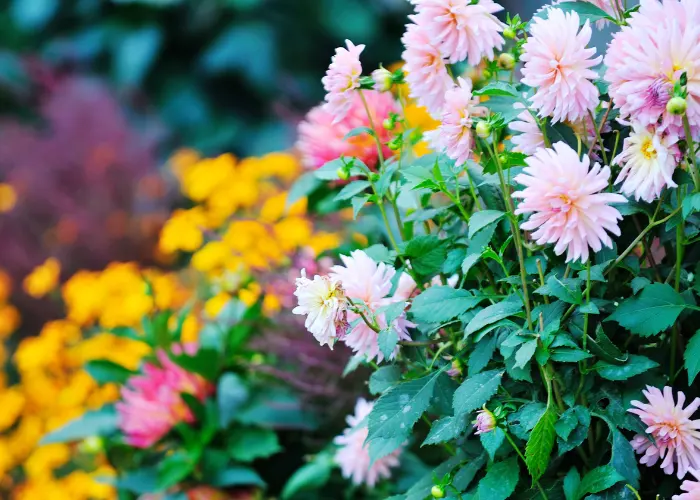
[498,53,516,70]
[370,172,381,183]
[80,436,104,454]
[337,167,351,180]
[476,121,492,139]
[503,27,516,39]
[372,68,393,92]
[473,408,497,435]
[383,117,396,130]
[388,136,403,151]
[667,96,687,116]
[431,485,446,499]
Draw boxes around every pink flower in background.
[426,77,485,166]
[614,123,680,203]
[293,270,349,349]
[402,22,454,116]
[322,40,365,123]
[521,9,601,123]
[629,386,700,479]
[329,250,414,362]
[117,348,213,448]
[334,398,403,487]
[510,107,545,155]
[297,91,397,170]
[513,142,626,263]
[410,0,505,65]
[674,469,700,499]
[605,0,700,138]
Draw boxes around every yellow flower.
[191,241,232,273]
[145,270,187,311]
[273,217,313,252]
[61,469,115,499]
[62,271,103,326]
[180,313,200,343]
[0,183,17,213]
[239,282,261,307]
[9,415,44,463]
[404,102,439,158]
[23,257,61,298]
[0,387,25,432]
[0,439,15,477]
[71,333,149,371]
[14,479,74,500]
[307,232,342,256]
[182,154,236,202]
[168,148,201,181]
[205,292,231,318]
[0,304,20,339]
[97,263,154,328]
[159,207,208,254]
[25,444,71,480]
[256,152,301,181]
[262,292,281,315]
[0,268,12,303]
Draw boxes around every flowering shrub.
[282,1,700,499]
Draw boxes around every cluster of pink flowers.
[116,347,213,448]
[334,398,403,487]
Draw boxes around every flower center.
[641,138,657,160]
[645,77,672,109]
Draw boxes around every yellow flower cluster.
[22,257,61,299]
[0,270,20,354]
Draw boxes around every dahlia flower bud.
[667,97,688,116]
[476,121,492,139]
[372,67,394,92]
[498,53,516,70]
[473,407,497,435]
[337,167,351,180]
[292,270,349,349]
[431,485,446,499]
[503,27,516,39]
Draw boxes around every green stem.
[358,89,385,167]
[588,109,609,165]
[671,189,685,381]
[625,485,642,500]
[503,431,549,500]
[683,114,700,192]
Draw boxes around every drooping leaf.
[607,283,687,336]
[525,406,557,483]
[453,369,504,417]
[594,355,659,381]
[608,426,640,488]
[563,468,581,500]
[685,330,700,384]
[576,465,625,499]
[477,456,520,500]
[469,334,498,375]
[334,180,371,201]
[480,427,506,460]
[410,286,483,324]
[466,301,523,336]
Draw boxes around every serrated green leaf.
[594,354,659,381]
[469,334,497,375]
[630,277,651,295]
[473,82,519,97]
[682,192,700,219]
[461,252,482,276]
[351,194,371,218]
[537,1,615,25]
[555,407,581,441]
[508,402,546,441]
[607,283,687,336]
[525,406,557,483]
[535,276,583,305]
[453,369,503,417]
[378,328,399,360]
[422,415,465,446]
[587,324,628,364]
[334,180,371,201]
[608,426,640,488]
[369,365,401,395]
[453,453,487,491]
[514,339,537,369]
[685,330,700,384]
[563,468,581,500]
[404,235,447,276]
[480,427,505,460]
[550,348,592,363]
[410,286,484,324]
[478,457,520,500]
[576,465,624,499]
[469,210,505,239]
[228,428,281,462]
[466,301,523,336]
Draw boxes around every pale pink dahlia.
[293,269,349,349]
[425,77,486,166]
[614,123,680,203]
[674,469,700,499]
[329,250,414,362]
[513,142,627,263]
[401,22,454,116]
[117,348,213,448]
[510,107,545,155]
[322,40,365,123]
[521,8,601,124]
[629,386,700,479]
[604,0,700,138]
[410,0,505,65]
[334,398,402,487]
[297,91,397,170]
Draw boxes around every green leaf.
[466,301,523,336]
[607,283,687,336]
[206,466,265,488]
[422,416,465,446]
[508,402,547,441]
[563,468,581,500]
[378,328,399,360]
[281,453,334,499]
[608,426,640,488]
[334,180,371,201]
[555,407,583,441]
[453,369,504,417]
[399,453,467,500]
[286,172,321,208]
[550,348,592,363]
[537,2,614,26]
[411,286,483,324]
[468,210,505,239]
[351,195,371,218]
[557,407,591,456]
[576,465,625,499]
[587,324,628,364]
[344,126,374,139]
[404,236,447,276]
[630,277,651,294]
[473,82,519,97]
[685,330,700,384]
[535,276,583,305]
[453,453,487,491]
[10,0,59,31]
[114,26,163,86]
[515,339,538,369]
[579,302,599,314]
[170,348,220,381]
[594,354,659,381]
[228,427,281,462]
[461,252,482,276]
[85,360,134,385]
[469,334,497,375]
[367,369,447,460]
[525,406,557,483]
[477,456,520,500]
[158,452,195,490]
[41,406,118,445]
[480,427,506,460]
[218,373,249,428]
[369,365,401,395]
[683,192,700,219]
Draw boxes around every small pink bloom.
[426,77,486,166]
[293,269,349,349]
[629,386,700,479]
[117,347,213,448]
[510,106,545,155]
[605,0,700,138]
[521,8,601,124]
[513,142,627,263]
[674,469,700,499]
[401,22,454,116]
[473,408,497,435]
[614,123,680,203]
[334,398,402,487]
[329,250,414,362]
[322,40,365,123]
[410,0,505,65]
[297,91,397,170]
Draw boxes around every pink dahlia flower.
[401,22,455,116]
[293,269,349,349]
[322,40,365,123]
[604,0,700,138]
[614,123,680,203]
[510,106,545,155]
[521,8,601,124]
[674,469,700,499]
[513,142,627,263]
[329,250,414,362]
[334,398,402,487]
[117,348,213,448]
[629,386,700,479]
[426,77,486,166]
[410,0,505,65]
[297,91,397,170]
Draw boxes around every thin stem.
[353,306,380,333]
[671,189,685,381]
[504,431,549,500]
[588,106,611,164]
[400,339,441,347]
[583,261,591,341]
[358,89,385,167]
[683,114,700,192]
[536,259,549,305]
[625,485,642,500]
[465,168,483,211]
